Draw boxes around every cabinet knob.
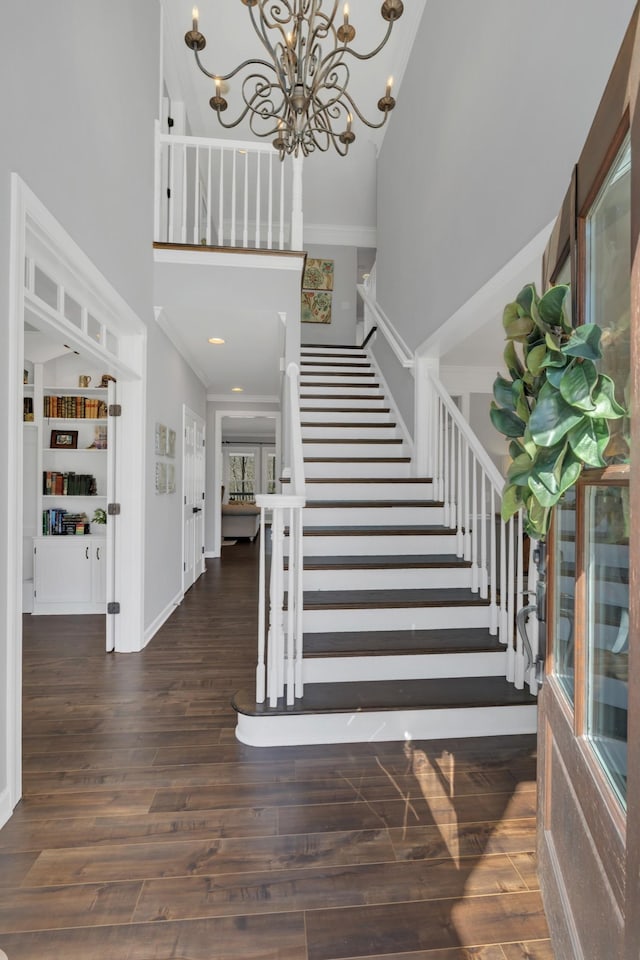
[96,546,101,560]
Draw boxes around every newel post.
[414,354,439,479]
[291,154,304,249]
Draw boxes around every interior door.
[537,11,640,958]
[105,378,117,652]
[183,406,205,592]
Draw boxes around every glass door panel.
[585,134,631,463]
[585,484,629,807]
[552,487,576,704]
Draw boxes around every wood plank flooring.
[0,538,554,959]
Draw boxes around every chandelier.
[184,0,405,158]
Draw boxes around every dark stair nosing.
[300,370,376,378]
[303,438,403,445]
[300,406,390,413]
[296,587,491,610]
[302,342,364,349]
[301,361,371,368]
[302,627,500,657]
[233,675,537,718]
[304,500,443,508]
[300,382,380,389]
[306,476,433,484]
[301,352,368,360]
[301,421,397,428]
[304,456,411,463]
[300,394,385,401]
[295,553,468,570]
[302,525,456,536]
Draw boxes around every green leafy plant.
[92,508,107,525]
[490,283,626,540]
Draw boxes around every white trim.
[0,787,12,831]
[207,393,279,404]
[236,703,537,747]
[144,588,183,646]
[213,409,281,557]
[417,221,554,359]
[358,284,414,369]
[303,222,377,247]
[153,247,305,271]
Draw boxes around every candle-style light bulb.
[385,75,393,98]
[192,6,199,31]
[215,76,221,94]
[346,112,352,132]
[343,3,350,26]
[287,31,294,46]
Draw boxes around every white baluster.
[456,428,463,556]
[279,161,285,249]
[295,506,304,698]
[499,518,508,645]
[181,143,187,243]
[243,150,249,248]
[168,139,175,243]
[231,150,237,247]
[437,399,444,502]
[514,511,525,689]
[255,151,261,249]
[206,147,212,245]
[256,507,266,702]
[463,445,471,561]
[527,539,539,693]
[489,487,498,634]
[480,472,488,598]
[154,120,161,242]
[193,145,199,244]
[286,506,295,705]
[471,456,479,592]
[267,508,282,706]
[218,147,224,245]
[443,408,450,527]
[267,152,273,249]
[506,516,515,682]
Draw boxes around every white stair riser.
[300,375,378,387]
[302,604,491,633]
[300,396,387,408]
[302,425,399,440]
[305,481,434,500]
[236,703,538,747]
[303,505,445,526]
[300,409,391,423]
[303,460,411,478]
[295,534,458,555]
[301,349,367,358]
[303,650,506,683]
[302,566,473,591]
[300,364,372,375]
[303,442,405,458]
[301,385,381,397]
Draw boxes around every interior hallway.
[1,539,553,959]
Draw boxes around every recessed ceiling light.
[208,337,225,344]
[231,386,244,392]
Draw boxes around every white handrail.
[357,283,414,369]
[154,124,302,250]
[425,370,537,693]
[255,363,305,707]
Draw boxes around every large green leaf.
[559,358,597,411]
[526,343,547,377]
[493,375,516,411]
[545,365,566,389]
[508,452,534,486]
[501,483,523,522]
[538,284,570,329]
[512,379,530,423]
[522,425,537,458]
[539,349,566,369]
[530,440,568,496]
[528,381,583,446]
[490,402,526,438]
[503,340,525,381]
[558,448,583,494]
[529,475,563,508]
[515,284,537,316]
[504,313,534,341]
[567,416,609,466]
[545,331,561,352]
[562,323,602,360]
[527,498,551,539]
[585,374,627,419]
[509,440,525,459]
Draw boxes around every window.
[228,453,255,501]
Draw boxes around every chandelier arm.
[339,90,391,129]
[324,17,395,63]
[193,48,279,84]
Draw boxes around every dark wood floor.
[0,539,553,959]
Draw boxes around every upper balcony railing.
[154,122,303,251]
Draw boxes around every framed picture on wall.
[50,429,78,449]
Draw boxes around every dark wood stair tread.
[305,500,442,508]
[233,676,536,717]
[302,342,364,349]
[301,360,371,368]
[300,370,376,378]
[296,587,490,609]
[304,457,411,463]
[303,627,501,657]
[300,407,391,413]
[304,438,403,445]
[306,476,432,484]
[301,421,397,428]
[296,554,469,570]
[302,525,455,536]
[300,394,385,400]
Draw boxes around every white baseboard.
[0,787,13,831]
[144,589,183,646]
[204,550,219,558]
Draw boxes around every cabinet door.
[34,540,92,604]
[92,541,107,606]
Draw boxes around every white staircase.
[234,343,538,746]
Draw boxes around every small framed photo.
[155,422,167,456]
[155,461,167,494]
[51,429,78,449]
[167,428,176,459]
[167,463,176,494]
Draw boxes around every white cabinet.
[33,537,106,615]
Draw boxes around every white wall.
[301,244,359,346]
[375,0,636,432]
[0,0,205,820]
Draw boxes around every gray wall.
[301,244,358,345]
[0,0,205,814]
[375,0,636,431]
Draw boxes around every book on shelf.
[42,471,98,496]
[42,509,90,536]
[43,395,107,419]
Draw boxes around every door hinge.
[34,546,37,554]
[202,491,205,500]
[184,562,187,571]
[107,602,120,615]
[202,546,205,554]
[107,503,121,516]
[167,188,171,199]
[108,404,122,417]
